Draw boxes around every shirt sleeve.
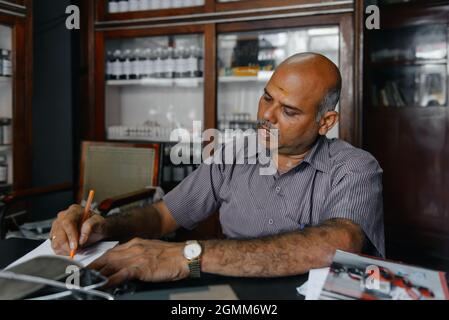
[163,161,226,231]
[321,153,385,258]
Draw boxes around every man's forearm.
[200,219,365,277]
[104,205,163,241]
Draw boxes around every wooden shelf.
[0,76,12,82]
[0,145,12,152]
[369,58,447,67]
[107,77,204,87]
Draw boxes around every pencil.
[70,190,95,259]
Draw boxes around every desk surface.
[0,239,307,300]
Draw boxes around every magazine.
[319,250,449,300]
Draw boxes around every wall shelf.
[107,78,204,88]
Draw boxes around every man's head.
[257,52,342,155]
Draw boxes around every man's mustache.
[256,119,275,130]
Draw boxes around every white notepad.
[5,240,118,270]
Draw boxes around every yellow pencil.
[70,190,95,259]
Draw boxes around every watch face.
[184,243,202,260]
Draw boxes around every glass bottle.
[154,48,163,78]
[195,46,203,77]
[111,49,122,80]
[151,0,161,10]
[172,0,183,8]
[2,50,12,77]
[142,48,152,78]
[129,0,139,11]
[181,46,190,78]
[138,0,149,11]
[166,47,175,79]
[121,49,132,80]
[161,0,171,9]
[173,48,181,78]
[105,50,113,80]
[130,48,139,80]
[187,46,198,78]
[118,0,129,12]
[0,155,7,185]
[108,0,119,13]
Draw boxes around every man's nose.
[263,103,278,125]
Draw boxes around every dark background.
[29,0,80,221]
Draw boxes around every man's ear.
[318,111,339,136]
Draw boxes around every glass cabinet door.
[368,24,447,108]
[105,34,204,143]
[217,26,340,138]
[0,24,13,195]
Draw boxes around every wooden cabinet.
[363,1,449,266]
[0,0,32,195]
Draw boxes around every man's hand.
[88,238,190,287]
[50,204,108,255]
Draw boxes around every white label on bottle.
[166,58,175,74]
[144,59,153,76]
[151,0,161,9]
[118,0,129,12]
[160,0,170,9]
[3,61,12,76]
[129,0,139,11]
[174,58,182,74]
[106,61,113,76]
[187,57,197,73]
[123,59,132,76]
[3,125,11,145]
[199,58,204,73]
[181,57,189,74]
[172,0,183,8]
[112,60,122,77]
[109,2,119,13]
[139,0,149,10]
[132,60,141,76]
[155,58,163,74]
[0,166,7,184]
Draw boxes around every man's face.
[257,64,328,155]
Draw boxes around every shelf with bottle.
[369,64,447,108]
[105,45,204,84]
[107,0,205,14]
[0,48,12,79]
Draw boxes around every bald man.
[50,53,384,285]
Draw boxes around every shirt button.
[275,186,281,193]
[268,219,274,225]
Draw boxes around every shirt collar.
[301,135,331,173]
[239,133,331,173]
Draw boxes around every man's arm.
[89,217,365,285]
[105,201,179,241]
[201,218,365,277]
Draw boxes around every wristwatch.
[183,240,202,278]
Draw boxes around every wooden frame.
[78,141,160,203]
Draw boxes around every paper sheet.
[5,240,118,270]
[296,267,330,300]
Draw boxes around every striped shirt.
[164,135,385,257]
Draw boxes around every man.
[50,53,384,286]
